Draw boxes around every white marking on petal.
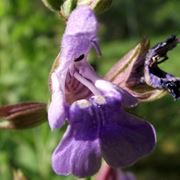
[51,72,60,92]
[76,99,92,109]
[93,96,106,105]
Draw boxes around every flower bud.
[41,0,64,12]
[60,0,77,19]
[0,102,47,129]
[105,39,166,102]
[77,0,113,14]
[144,35,180,100]
[60,0,113,19]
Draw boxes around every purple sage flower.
[48,5,101,130]
[48,6,156,178]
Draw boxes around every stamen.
[74,72,102,96]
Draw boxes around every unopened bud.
[0,102,47,129]
[77,0,113,14]
[105,39,166,102]
[60,0,113,19]
[60,0,77,19]
[41,0,64,12]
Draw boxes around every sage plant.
[0,1,179,179]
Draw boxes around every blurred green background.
[0,0,180,179]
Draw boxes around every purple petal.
[52,126,102,177]
[65,6,97,36]
[99,106,156,167]
[68,99,99,141]
[65,71,92,103]
[60,34,91,70]
[95,80,138,107]
[118,171,136,180]
[58,6,98,77]
[48,72,66,129]
[117,88,138,107]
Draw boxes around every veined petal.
[65,72,92,104]
[98,98,156,167]
[69,99,99,140]
[52,126,102,177]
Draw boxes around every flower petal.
[95,79,138,107]
[65,6,97,36]
[48,72,66,129]
[117,88,138,107]
[59,5,98,71]
[69,99,99,140]
[52,126,102,177]
[48,91,66,129]
[99,100,156,167]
